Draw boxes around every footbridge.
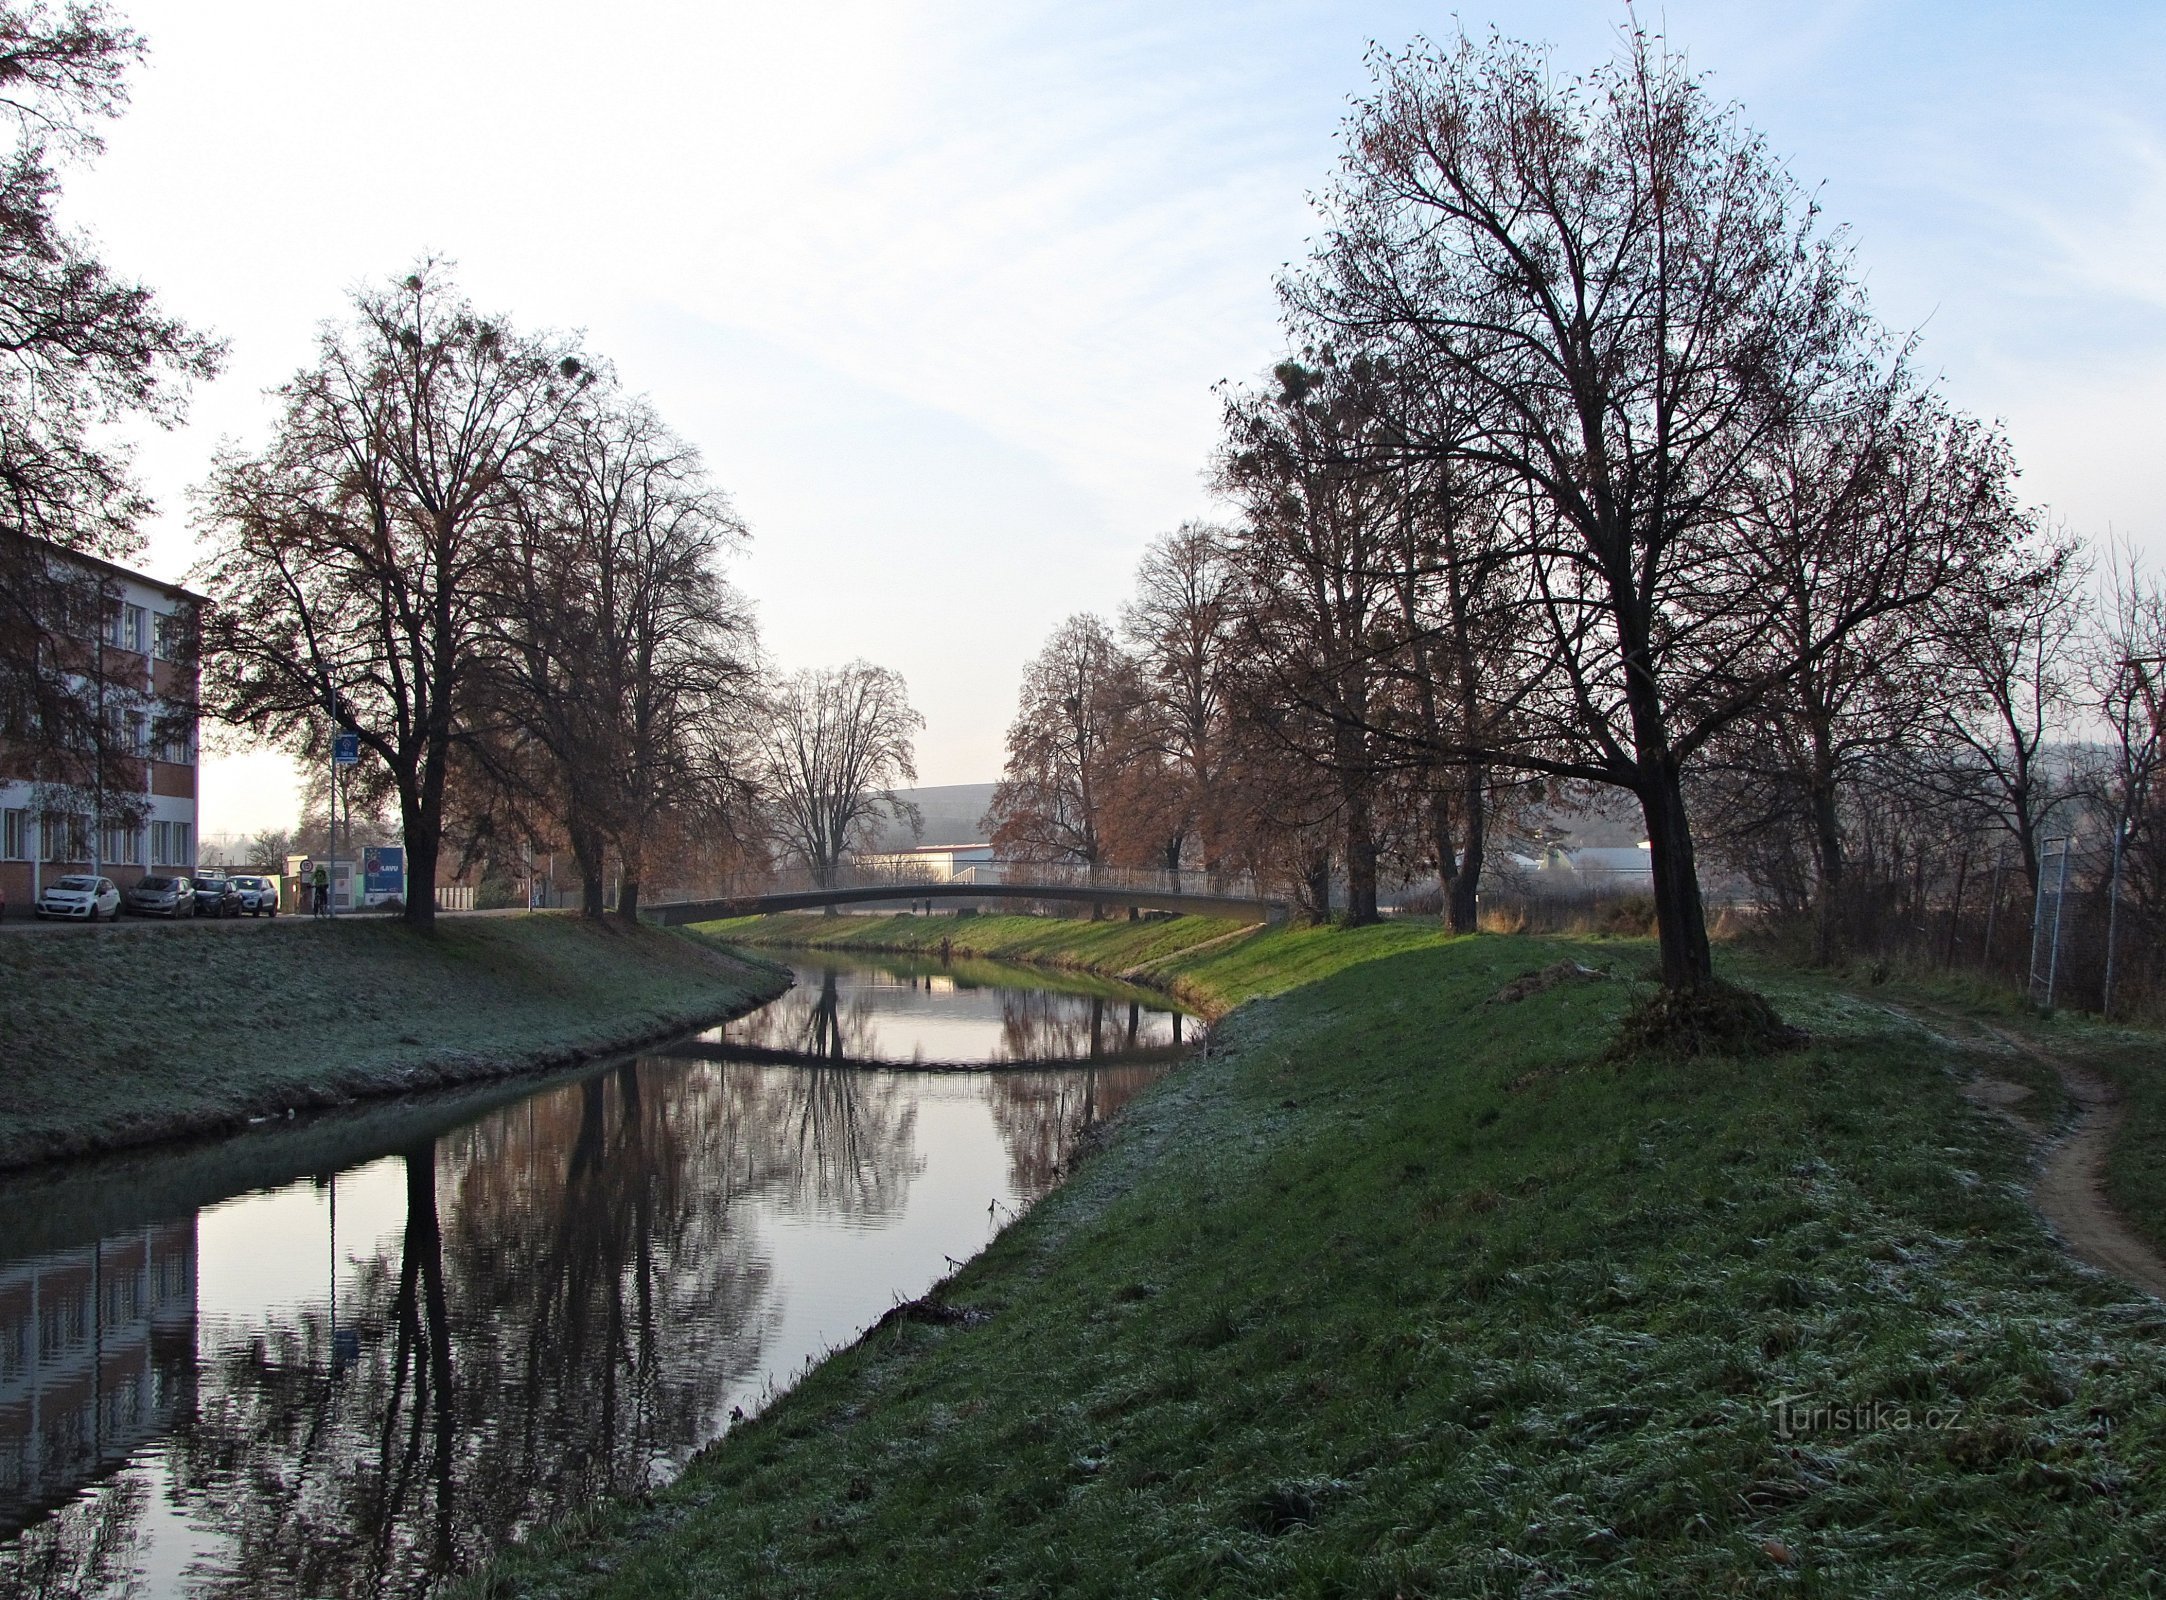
[644,863,1287,927]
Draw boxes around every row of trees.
[990,31,2166,1016]
[195,265,757,923]
[194,266,931,925]
[0,4,929,917]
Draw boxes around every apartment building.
[0,543,202,911]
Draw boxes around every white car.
[37,875,121,922]
[227,874,279,916]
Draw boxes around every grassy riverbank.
[695,911,1305,1013]
[0,916,787,1170]
[472,919,2166,1597]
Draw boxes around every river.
[0,951,1197,1598]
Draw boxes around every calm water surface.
[0,952,1196,1597]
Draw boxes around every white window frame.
[2,808,28,862]
[151,819,193,867]
[45,811,91,863]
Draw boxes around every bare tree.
[756,662,921,890]
[1927,535,2088,900]
[2089,547,2166,1016]
[194,262,591,926]
[1120,524,1238,876]
[492,394,757,921]
[1693,397,2023,961]
[1216,358,1400,923]
[1296,29,1951,994]
[984,615,1136,877]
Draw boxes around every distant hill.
[866,783,998,853]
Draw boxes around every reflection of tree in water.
[997,992,1184,1063]
[0,1473,149,1600]
[985,1063,1171,1202]
[777,1067,922,1217]
[721,970,928,1215]
[724,967,881,1059]
[149,1060,793,1598]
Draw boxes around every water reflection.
[0,955,1194,1597]
[700,958,1195,1070]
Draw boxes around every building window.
[101,596,123,648]
[154,710,195,765]
[151,819,192,867]
[1,809,28,861]
[152,606,195,663]
[126,605,147,654]
[44,812,91,863]
[100,822,142,866]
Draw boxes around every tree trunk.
[1449,762,1486,935]
[1344,792,1380,926]
[400,776,439,930]
[1430,783,1461,921]
[1806,745,1844,965]
[569,820,607,920]
[614,833,643,925]
[1636,766,1714,991]
[1304,848,1332,925]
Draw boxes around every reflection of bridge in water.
[674,965,1196,1073]
[645,860,1286,925]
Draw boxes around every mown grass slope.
[692,912,1255,1006]
[0,916,787,1168]
[469,923,2166,1598]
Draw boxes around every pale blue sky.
[64,1,2166,832]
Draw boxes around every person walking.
[311,862,330,918]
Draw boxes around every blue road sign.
[333,732,360,765]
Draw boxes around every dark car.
[192,874,242,917]
[124,874,196,918]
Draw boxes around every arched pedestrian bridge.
[644,863,1287,926]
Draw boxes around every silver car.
[36,875,121,921]
[124,874,196,918]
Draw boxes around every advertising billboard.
[362,845,405,903]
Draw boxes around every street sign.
[333,732,360,765]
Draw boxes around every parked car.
[36,875,120,921]
[227,874,278,917]
[192,874,243,918]
[124,875,196,918]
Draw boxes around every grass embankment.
[691,911,1281,1013]
[471,920,2166,1598]
[0,916,787,1170]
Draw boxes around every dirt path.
[2027,1058,2166,1299]
[1931,1010,2166,1301]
